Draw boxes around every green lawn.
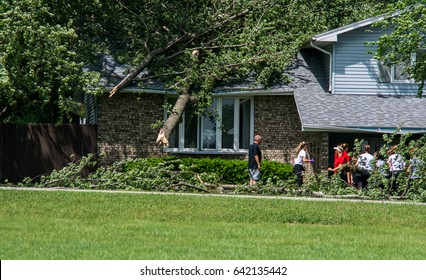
[1,189,425,260]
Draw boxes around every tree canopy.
[1,0,394,133]
[372,0,426,96]
[0,0,101,123]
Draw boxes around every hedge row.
[124,156,294,184]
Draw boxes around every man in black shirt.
[248,135,262,185]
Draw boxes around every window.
[165,96,253,153]
[377,53,416,83]
[220,98,234,149]
[201,99,217,149]
[392,63,410,82]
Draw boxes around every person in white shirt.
[353,145,374,189]
[387,145,405,192]
[373,151,388,176]
[407,155,422,180]
[293,141,314,187]
[358,145,374,171]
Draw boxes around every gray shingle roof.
[84,55,166,91]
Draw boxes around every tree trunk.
[108,52,155,97]
[156,89,196,146]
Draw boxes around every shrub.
[261,160,294,183]
[16,130,426,202]
[123,156,177,171]
[124,157,293,184]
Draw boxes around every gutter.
[310,41,332,94]
[302,125,426,134]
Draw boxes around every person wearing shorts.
[248,135,262,185]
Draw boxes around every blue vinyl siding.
[333,26,419,96]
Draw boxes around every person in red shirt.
[328,145,349,184]
[329,146,345,173]
[341,143,350,163]
[341,143,352,185]
[333,143,350,163]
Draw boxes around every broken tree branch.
[109,9,250,97]
[163,43,249,61]
[156,87,195,147]
[173,182,210,193]
[109,34,189,97]
[0,106,8,117]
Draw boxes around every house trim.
[101,86,294,97]
[302,125,426,134]
[311,10,402,43]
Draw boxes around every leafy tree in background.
[1,0,393,132]
[373,0,426,96]
[0,0,101,123]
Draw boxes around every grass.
[1,189,425,260]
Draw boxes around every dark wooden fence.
[0,124,97,183]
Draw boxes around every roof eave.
[302,125,426,134]
[99,86,294,96]
[312,10,402,43]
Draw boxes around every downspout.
[310,41,332,94]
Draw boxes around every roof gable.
[312,10,402,43]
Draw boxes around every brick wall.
[97,93,165,165]
[98,93,329,170]
[254,95,329,170]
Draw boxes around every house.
[89,14,426,170]
[296,13,426,164]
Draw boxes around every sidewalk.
[1,186,424,206]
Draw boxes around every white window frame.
[163,95,254,154]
